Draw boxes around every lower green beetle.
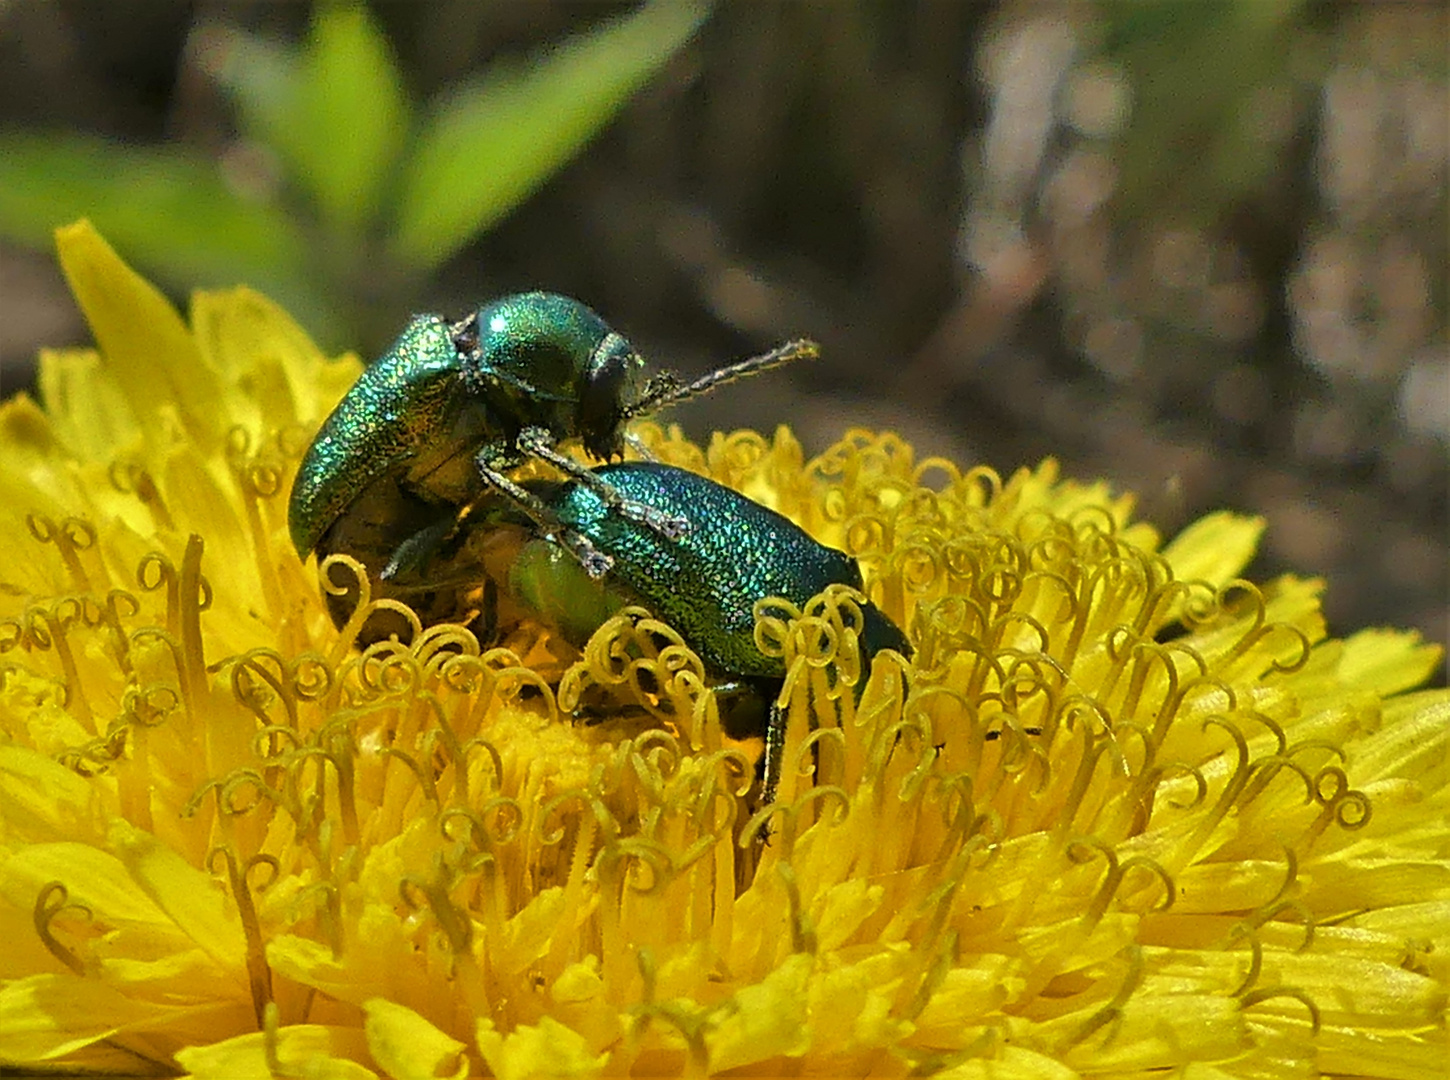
[338,462,911,814]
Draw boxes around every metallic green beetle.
[288,292,815,579]
[374,462,911,813]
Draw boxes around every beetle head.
[577,331,646,459]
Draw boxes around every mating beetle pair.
[288,292,910,811]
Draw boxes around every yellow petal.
[190,285,324,378]
[807,945,914,1052]
[0,972,164,1062]
[1053,988,1245,1072]
[1313,1027,1449,1080]
[704,952,812,1072]
[476,1014,608,1080]
[268,923,400,1009]
[363,998,468,1080]
[54,220,225,450]
[175,1023,378,1080]
[36,347,141,462]
[106,820,248,973]
[0,394,85,523]
[813,877,883,952]
[1162,510,1265,587]
[913,957,1018,1044]
[1335,627,1444,696]
[932,1045,1081,1080]
[1,841,188,930]
[1353,691,1450,783]
[189,285,324,431]
[0,745,103,845]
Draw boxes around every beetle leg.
[515,426,692,540]
[622,430,658,461]
[477,577,500,647]
[380,515,459,586]
[554,531,614,578]
[758,699,788,814]
[474,448,614,577]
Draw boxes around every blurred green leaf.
[389,0,708,271]
[189,24,299,156]
[291,4,409,234]
[199,5,409,238]
[1101,0,1322,226]
[0,132,333,332]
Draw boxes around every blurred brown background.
[0,1,1445,675]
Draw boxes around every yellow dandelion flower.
[1,220,1446,1079]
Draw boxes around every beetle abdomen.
[289,315,465,558]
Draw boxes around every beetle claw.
[620,499,692,540]
[562,531,614,578]
[656,512,692,539]
[580,549,614,578]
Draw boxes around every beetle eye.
[579,332,644,459]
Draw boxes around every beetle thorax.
[459,322,590,439]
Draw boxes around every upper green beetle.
[288,292,815,578]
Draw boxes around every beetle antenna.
[626,338,818,418]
